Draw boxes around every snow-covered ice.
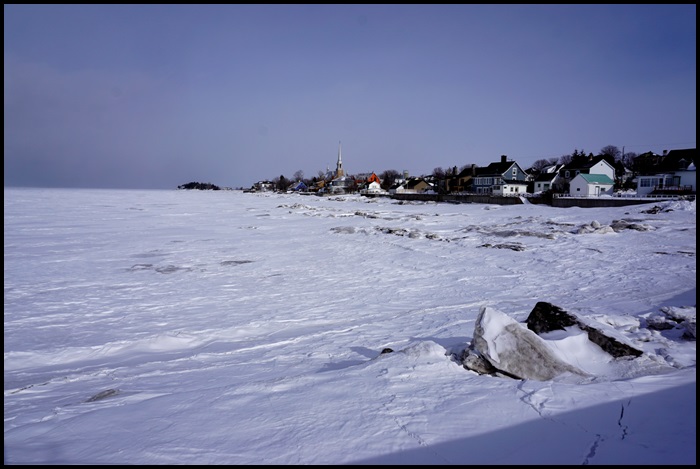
[4,188,696,465]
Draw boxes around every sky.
[4,188,696,465]
[3,4,697,190]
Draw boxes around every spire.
[336,140,344,177]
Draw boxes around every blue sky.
[4,4,696,189]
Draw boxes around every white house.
[569,174,615,197]
[636,161,696,196]
[328,175,354,194]
[492,180,529,196]
[560,156,616,187]
[586,159,615,179]
[532,164,564,193]
[681,162,697,190]
[360,180,387,196]
[636,174,678,196]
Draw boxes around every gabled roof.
[658,148,696,172]
[665,148,695,160]
[575,174,615,185]
[475,161,515,176]
[562,155,613,172]
[367,172,381,183]
[457,165,477,178]
[405,178,430,190]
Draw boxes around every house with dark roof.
[633,151,665,175]
[658,148,696,173]
[450,164,477,193]
[560,155,615,181]
[470,155,528,195]
[402,177,434,194]
[636,148,696,196]
[533,165,565,193]
[289,180,308,192]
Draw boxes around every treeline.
[177,181,221,190]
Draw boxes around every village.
[246,144,696,207]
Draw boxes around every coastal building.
[335,141,344,177]
[327,141,354,194]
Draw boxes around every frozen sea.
[4,187,696,465]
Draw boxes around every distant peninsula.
[177,182,221,190]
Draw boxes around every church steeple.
[336,140,344,177]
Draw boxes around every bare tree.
[432,167,446,179]
[379,169,400,190]
[600,145,622,161]
[621,151,637,169]
[293,170,304,182]
[530,159,552,173]
[559,153,573,165]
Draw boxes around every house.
[394,177,433,194]
[359,180,388,196]
[252,180,275,192]
[532,164,564,193]
[421,175,439,193]
[451,164,477,193]
[633,151,665,175]
[569,173,615,197]
[636,148,696,196]
[556,155,616,194]
[328,175,355,194]
[355,172,381,185]
[492,180,529,196]
[387,179,406,195]
[355,172,382,193]
[560,155,615,181]
[289,181,308,192]
[470,155,528,195]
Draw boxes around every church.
[327,141,354,194]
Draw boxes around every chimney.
[471,164,476,176]
[501,155,507,163]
